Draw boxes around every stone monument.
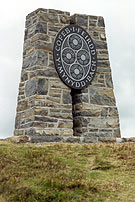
[14,8,121,143]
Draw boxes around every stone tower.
[14,8,121,143]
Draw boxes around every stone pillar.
[14,8,121,143]
[14,9,73,143]
[71,14,121,143]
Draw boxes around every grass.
[1,141,135,201]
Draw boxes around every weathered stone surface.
[58,121,73,129]
[98,17,105,27]
[74,117,89,128]
[25,78,37,97]
[23,50,48,69]
[105,73,113,88]
[60,129,73,136]
[35,116,57,123]
[34,108,48,116]
[71,14,88,26]
[38,12,59,24]
[89,20,97,27]
[30,135,63,143]
[29,69,58,78]
[25,78,48,97]
[33,122,48,128]
[63,137,80,143]
[94,40,107,49]
[63,92,72,104]
[48,25,62,33]
[59,15,70,24]
[97,60,110,68]
[31,33,50,42]
[35,22,47,34]
[48,9,67,14]
[82,137,98,143]
[89,87,115,106]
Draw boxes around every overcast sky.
[0,0,135,138]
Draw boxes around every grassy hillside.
[0,141,135,202]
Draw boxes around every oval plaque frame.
[53,24,97,89]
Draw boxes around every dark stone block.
[98,17,105,27]
[94,40,107,49]
[96,131,113,138]
[36,69,57,78]
[63,92,72,104]
[73,110,93,117]
[97,61,110,68]
[25,78,37,97]
[23,50,48,69]
[35,22,47,34]
[38,13,59,23]
[64,137,80,143]
[31,135,63,143]
[37,78,48,95]
[25,78,48,97]
[81,137,98,143]
[71,14,88,26]
[89,21,97,27]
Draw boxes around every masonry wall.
[70,14,121,143]
[14,8,121,143]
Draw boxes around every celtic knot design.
[77,50,90,66]
[69,34,82,50]
[70,64,83,80]
[62,48,75,64]
[53,24,97,89]
[61,33,91,81]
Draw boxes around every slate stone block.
[25,78,48,97]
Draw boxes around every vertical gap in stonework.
[71,89,82,136]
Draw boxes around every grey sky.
[0,0,134,138]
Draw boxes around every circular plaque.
[53,24,97,89]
